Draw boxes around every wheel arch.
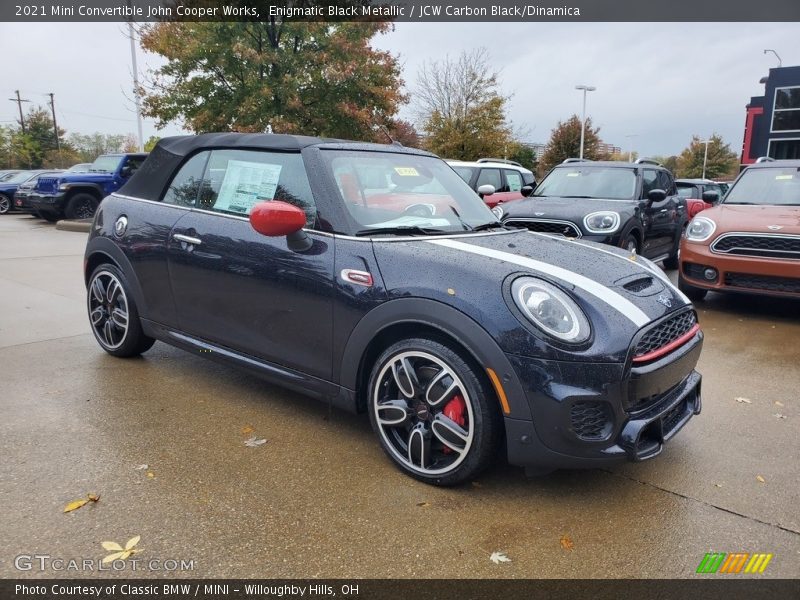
[84,237,147,318]
[65,184,104,201]
[339,298,532,420]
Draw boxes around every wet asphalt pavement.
[1,213,798,579]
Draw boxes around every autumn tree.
[138,21,405,140]
[675,134,738,179]
[539,115,605,173]
[144,136,161,152]
[414,49,515,159]
[67,133,134,161]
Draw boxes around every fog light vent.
[570,402,612,441]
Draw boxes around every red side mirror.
[249,201,306,237]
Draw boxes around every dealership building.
[742,65,800,165]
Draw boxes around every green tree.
[414,49,514,160]
[652,155,679,173]
[675,134,738,179]
[506,142,537,171]
[539,115,605,173]
[67,133,130,162]
[139,21,405,140]
[0,126,12,169]
[144,136,161,152]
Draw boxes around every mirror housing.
[521,185,534,197]
[647,188,667,204]
[477,184,496,198]
[249,201,307,237]
[702,190,720,204]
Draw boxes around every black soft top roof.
[120,133,434,200]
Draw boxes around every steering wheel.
[403,203,435,218]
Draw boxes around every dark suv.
[28,153,147,221]
[498,159,687,269]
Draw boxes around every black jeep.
[497,158,688,269]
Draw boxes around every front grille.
[35,177,60,194]
[711,234,800,260]
[662,399,688,434]
[634,310,697,361]
[724,272,800,294]
[506,219,581,238]
[570,402,612,440]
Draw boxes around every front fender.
[338,297,533,420]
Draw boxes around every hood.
[59,172,113,183]
[501,195,636,224]
[372,230,690,361]
[705,204,800,235]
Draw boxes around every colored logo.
[696,552,773,574]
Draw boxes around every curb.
[55,219,92,233]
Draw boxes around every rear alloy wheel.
[368,338,501,486]
[87,264,155,357]
[0,194,10,214]
[65,192,99,220]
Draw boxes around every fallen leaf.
[714,483,723,488]
[146,471,155,479]
[242,425,254,435]
[774,401,784,407]
[125,535,141,551]
[244,436,267,448]
[64,499,89,513]
[102,541,124,552]
[560,535,575,551]
[87,493,100,503]
[490,551,511,564]
[471,481,483,488]
[102,536,141,564]
[756,475,766,484]
[134,464,148,470]
[416,501,430,507]
[735,397,752,404]
[773,413,787,420]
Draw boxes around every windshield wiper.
[561,195,595,199]
[354,225,449,237]
[471,221,506,232]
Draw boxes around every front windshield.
[724,167,800,206]
[322,151,498,234]
[89,155,123,173]
[3,171,35,184]
[534,167,637,200]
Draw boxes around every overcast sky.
[1,21,798,157]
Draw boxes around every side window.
[642,169,659,198]
[476,168,503,191]
[198,149,316,226]
[657,170,674,195]
[162,152,209,207]
[504,170,523,192]
[120,156,146,179]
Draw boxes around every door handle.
[173,233,202,245]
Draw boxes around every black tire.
[620,232,639,254]
[662,225,685,270]
[679,274,708,302]
[87,263,155,358]
[367,337,503,486]
[65,192,100,220]
[39,211,60,222]
[0,194,11,214]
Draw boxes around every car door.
[640,168,674,258]
[166,148,334,380]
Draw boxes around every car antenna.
[378,125,403,147]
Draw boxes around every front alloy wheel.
[368,339,501,485]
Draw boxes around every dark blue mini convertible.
[84,133,703,485]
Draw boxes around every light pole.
[127,0,144,152]
[624,134,638,162]
[700,139,712,179]
[575,85,596,160]
[763,49,782,68]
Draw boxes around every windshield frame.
[533,165,639,201]
[316,148,502,237]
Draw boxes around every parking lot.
[0,213,798,579]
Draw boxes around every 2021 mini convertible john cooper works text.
[84,134,703,485]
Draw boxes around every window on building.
[769,139,800,160]
[772,87,800,132]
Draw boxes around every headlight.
[58,181,68,191]
[491,205,504,219]
[685,216,716,242]
[583,211,620,234]
[511,277,591,343]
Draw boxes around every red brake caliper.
[441,394,466,454]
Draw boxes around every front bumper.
[27,192,67,214]
[13,194,37,213]
[503,328,703,472]
[681,240,800,298]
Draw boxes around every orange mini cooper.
[679,158,800,300]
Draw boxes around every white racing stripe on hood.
[428,238,651,328]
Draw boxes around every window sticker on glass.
[566,172,580,177]
[213,160,283,214]
[394,167,419,177]
[775,174,794,180]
